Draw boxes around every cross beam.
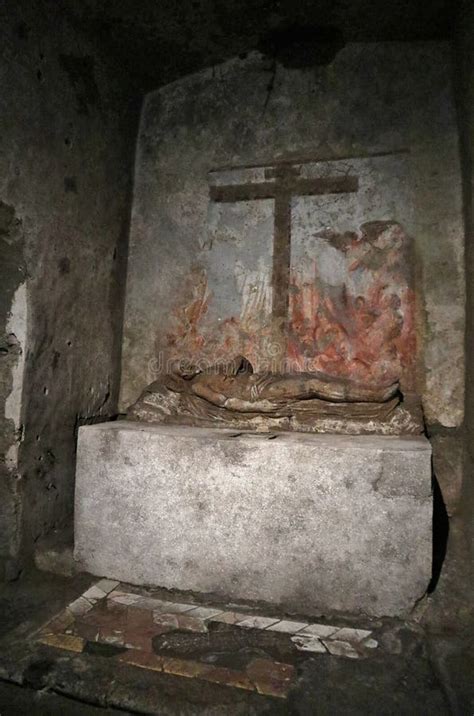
[210,165,359,359]
[209,175,358,203]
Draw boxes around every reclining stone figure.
[127,355,423,435]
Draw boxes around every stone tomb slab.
[74,422,432,617]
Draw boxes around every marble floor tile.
[237,616,280,630]
[266,620,309,634]
[162,657,210,679]
[40,633,85,653]
[209,611,246,625]
[68,596,94,617]
[83,585,107,602]
[153,612,208,633]
[299,623,339,638]
[186,606,224,620]
[95,579,120,594]
[108,591,142,606]
[162,602,198,613]
[200,664,255,691]
[246,658,296,698]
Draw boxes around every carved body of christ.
[210,164,359,355]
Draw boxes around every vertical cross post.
[210,164,359,368]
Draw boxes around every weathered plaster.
[4,283,27,470]
[0,0,140,575]
[0,201,26,580]
[121,43,464,430]
[5,285,27,435]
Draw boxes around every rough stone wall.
[417,8,474,622]
[122,43,464,441]
[0,0,139,579]
[455,1,474,555]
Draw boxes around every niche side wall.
[455,0,474,559]
[0,0,140,578]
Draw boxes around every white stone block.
[291,635,327,653]
[74,422,432,617]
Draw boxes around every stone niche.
[74,153,433,617]
[75,47,462,617]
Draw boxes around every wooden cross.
[210,164,359,357]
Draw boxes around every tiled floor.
[39,579,377,699]
[1,569,468,714]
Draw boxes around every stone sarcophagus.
[74,422,432,618]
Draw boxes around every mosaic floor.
[39,579,379,699]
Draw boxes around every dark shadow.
[259,25,345,68]
[427,471,450,593]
